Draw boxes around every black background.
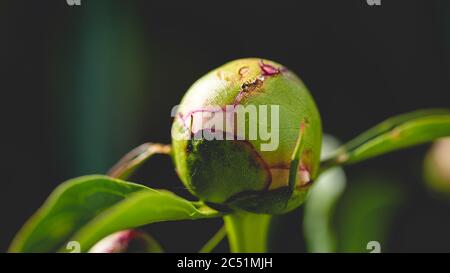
[1,0,450,252]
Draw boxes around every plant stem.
[198,225,227,253]
[223,212,271,253]
[107,143,171,179]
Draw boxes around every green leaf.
[69,190,219,252]
[320,109,450,170]
[9,175,220,253]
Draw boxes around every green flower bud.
[172,58,322,214]
[88,230,163,253]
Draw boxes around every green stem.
[107,143,171,179]
[223,212,271,253]
[198,225,227,253]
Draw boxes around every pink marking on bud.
[259,60,280,76]
[117,230,137,244]
[89,230,139,253]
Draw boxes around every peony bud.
[424,137,450,194]
[172,58,322,214]
[88,230,162,253]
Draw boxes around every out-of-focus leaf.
[9,175,220,253]
[334,175,403,252]
[320,109,450,171]
[304,135,346,253]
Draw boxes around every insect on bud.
[171,58,322,214]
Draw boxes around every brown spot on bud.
[238,66,250,78]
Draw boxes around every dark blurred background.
[1,0,450,252]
